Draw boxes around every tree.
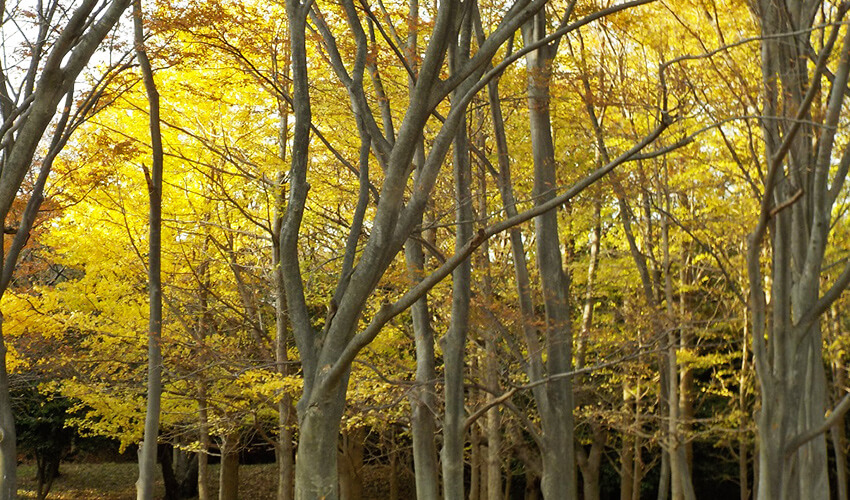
[0,1,134,497]
[280,1,662,498]
[133,0,166,497]
[746,2,850,499]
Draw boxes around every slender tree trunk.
[196,248,212,500]
[470,427,481,500]
[406,227,440,500]
[135,0,165,496]
[831,306,848,500]
[443,10,474,499]
[338,428,364,500]
[389,432,399,500]
[523,13,577,500]
[739,307,750,500]
[833,423,848,500]
[197,393,211,500]
[274,102,294,500]
[403,1,440,496]
[484,327,502,500]
[0,318,15,500]
[620,405,634,500]
[472,106,502,500]
[661,183,695,500]
[631,436,642,500]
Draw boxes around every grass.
[16,462,278,500]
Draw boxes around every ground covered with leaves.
[16,462,276,500]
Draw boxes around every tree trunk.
[831,306,848,500]
[0,0,134,496]
[404,1,440,496]
[407,228,440,500]
[523,12,577,500]
[161,444,180,500]
[576,423,605,500]
[175,449,199,499]
[739,310,750,500]
[389,433,399,500]
[620,414,634,500]
[661,186,695,500]
[272,45,295,500]
[219,433,240,500]
[280,2,588,498]
[469,428,481,500]
[0,321,15,500]
[277,400,294,500]
[443,11,475,499]
[338,428,364,500]
[198,391,211,500]
[134,0,165,496]
[747,3,850,500]
[294,385,348,500]
[159,445,199,500]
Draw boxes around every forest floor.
[16,462,277,499]
[16,461,412,499]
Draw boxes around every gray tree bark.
[282,2,554,498]
[401,3,440,499]
[0,1,133,496]
[746,2,850,499]
[443,7,476,498]
[522,11,578,500]
[134,0,165,496]
[280,2,656,498]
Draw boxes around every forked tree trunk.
[522,12,577,500]
[576,423,605,500]
[747,2,850,499]
[0,3,134,498]
[281,2,647,498]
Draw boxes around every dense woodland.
[1,0,850,499]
